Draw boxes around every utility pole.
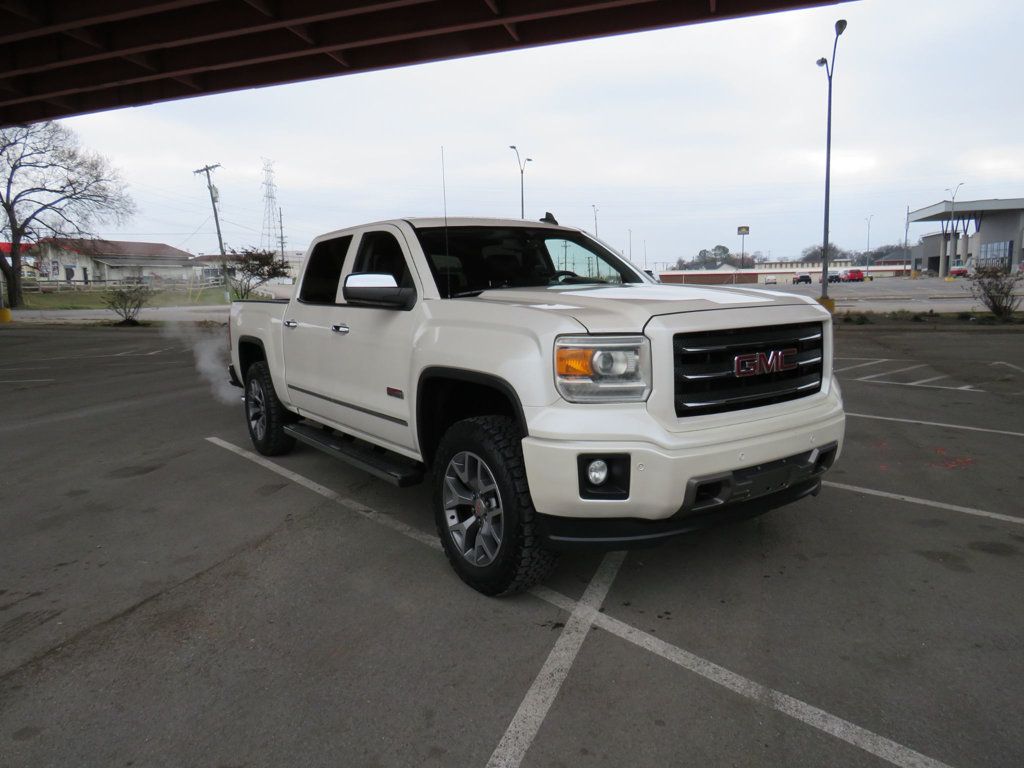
[592,204,599,237]
[278,206,287,270]
[194,163,228,300]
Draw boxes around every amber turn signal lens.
[556,348,593,377]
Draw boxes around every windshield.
[414,226,643,298]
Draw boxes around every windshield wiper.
[449,289,486,298]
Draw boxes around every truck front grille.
[673,322,824,417]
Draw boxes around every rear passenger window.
[352,231,414,289]
[299,235,352,303]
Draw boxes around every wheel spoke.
[442,450,504,568]
[443,475,474,509]
[476,528,496,562]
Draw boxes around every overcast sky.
[64,0,1023,269]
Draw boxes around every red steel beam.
[0,0,216,45]
[0,0,664,108]
[0,0,438,80]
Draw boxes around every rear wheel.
[244,361,296,456]
[433,416,557,596]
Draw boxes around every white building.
[30,238,196,284]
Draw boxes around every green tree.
[228,247,290,300]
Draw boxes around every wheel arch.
[416,367,527,468]
[237,335,268,381]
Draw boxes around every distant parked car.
[818,271,841,283]
[841,269,865,282]
[764,275,778,285]
[793,273,812,284]
[949,266,969,278]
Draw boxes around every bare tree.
[228,247,290,300]
[0,122,135,308]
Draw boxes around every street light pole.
[509,145,532,219]
[864,214,872,277]
[592,204,599,237]
[817,19,847,303]
[944,182,963,276]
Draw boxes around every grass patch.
[21,286,229,310]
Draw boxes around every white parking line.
[857,364,926,381]
[534,587,954,768]
[206,436,961,768]
[205,437,440,549]
[852,379,985,393]
[846,412,1024,438]
[823,481,1022,526]
[486,553,624,768]
[906,375,947,385]
[991,361,1024,373]
[833,359,889,373]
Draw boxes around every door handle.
[331,323,350,335]
[283,319,298,328]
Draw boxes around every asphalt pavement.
[1,322,1022,768]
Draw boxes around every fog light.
[587,459,609,486]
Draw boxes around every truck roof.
[404,217,574,230]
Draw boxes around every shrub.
[969,266,1021,320]
[104,284,152,325]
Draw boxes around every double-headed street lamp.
[509,145,532,219]
[817,18,847,302]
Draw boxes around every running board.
[283,423,424,487]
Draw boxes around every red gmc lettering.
[734,348,798,377]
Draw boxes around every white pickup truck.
[229,217,844,595]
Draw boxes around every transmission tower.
[260,158,283,256]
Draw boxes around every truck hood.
[466,283,816,332]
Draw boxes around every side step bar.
[283,422,424,487]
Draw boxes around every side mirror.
[343,273,415,310]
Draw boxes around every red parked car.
[841,269,865,282]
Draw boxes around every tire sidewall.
[244,361,293,455]
[433,420,530,594]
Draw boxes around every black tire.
[433,416,557,596]
[244,361,296,456]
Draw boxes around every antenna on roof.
[540,212,558,225]
[441,145,451,297]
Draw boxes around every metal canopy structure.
[0,0,846,127]
[908,198,1024,225]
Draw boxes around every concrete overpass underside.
[0,0,845,127]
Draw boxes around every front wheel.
[433,416,557,596]
[244,361,296,456]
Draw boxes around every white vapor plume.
[162,323,239,406]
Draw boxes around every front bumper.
[521,389,844,522]
[538,476,822,550]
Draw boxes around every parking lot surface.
[1,322,1022,768]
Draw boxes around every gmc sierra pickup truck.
[229,217,844,595]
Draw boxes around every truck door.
[323,225,421,454]
[281,234,354,423]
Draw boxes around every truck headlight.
[554,335,652,403]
